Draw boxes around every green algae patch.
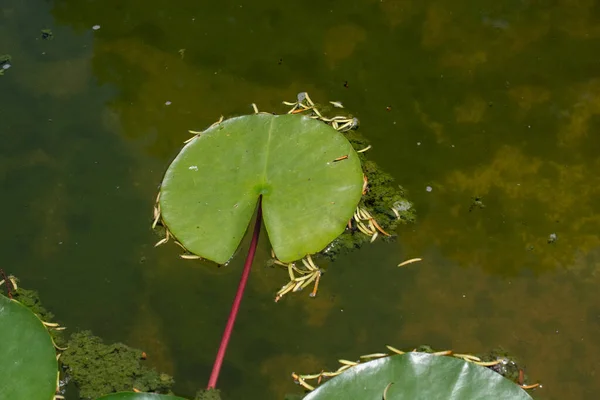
[320,130,416,261]
[61,331,174,399]
[194,388,222,400]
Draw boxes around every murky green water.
[2,0,600,399]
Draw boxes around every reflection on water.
[2,0,600,398]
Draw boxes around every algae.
[10,280,175,399]
[195,388,222,400]
[61,331,175,399]
[319,130,416,261]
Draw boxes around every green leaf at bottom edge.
[304,352,533,400]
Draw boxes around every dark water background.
[2,0,600,399]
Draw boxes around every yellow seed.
[338,359,358,366]
[292,274,315,283]
[287,104,299,114]
[282,101,296,106]
[337,121,351,131]
[42,321,60,327]
[306,254,318,270]
[251,103,259,113]
[209,115,224,129]
[9,277,18,291]
[297,377,315,391]
[299,271,319,290]
[332,121,339,130]
[383,382,394,400]
[370,231,379,243]
[271,248,275,258]
[276,281,295,297]
[353,208,362,222]
[51,336,68,351]
[288,263,295,281]
[398,258,422,267]
[173,241,187,251]
[360,353,388,359]
[474,360,502,366]
[386,345,405,355]
[304,93,315,106]
[336,364,352,373]
[154,238,167,247]
[300,373,323,380]
[293,280,304,292]
[357,145,372,153]
[370,218,391,237]
[151,213,161,230]
[302,257,316,271]
[359,207,372,219]
[367,219,377,233]
[179,254,201,260]
[391,208,400,218]
[521,383,540,390]
[313,107,323,118]
[432,350,453,356]
[454,353,481,362]
[356,221,374,236]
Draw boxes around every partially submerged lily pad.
[0,294,58,400]
[303,352,533,400]
[159,113,363,263]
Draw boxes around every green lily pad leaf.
[159,114,363,263]
[96,393,188,400]
[0,294,58,399]
[304,353,533,400]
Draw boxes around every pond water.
[2,0,600,399]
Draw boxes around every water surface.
[2,0,600,399]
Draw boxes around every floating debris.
[547,233,557,244]
[0,54,11,75]
[41,29,53,40]
[469,196,485,212]
[426,186,433,192]
[92,25,101,31]
[330,101,344,108]
[398,258,422,267]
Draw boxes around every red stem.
[207,198,262,389]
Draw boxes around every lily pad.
[159,113,363,263]
[0,294,58,399]
[304,352,533,400]
[96,393,188,400]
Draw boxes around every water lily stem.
[207,197,262,390]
